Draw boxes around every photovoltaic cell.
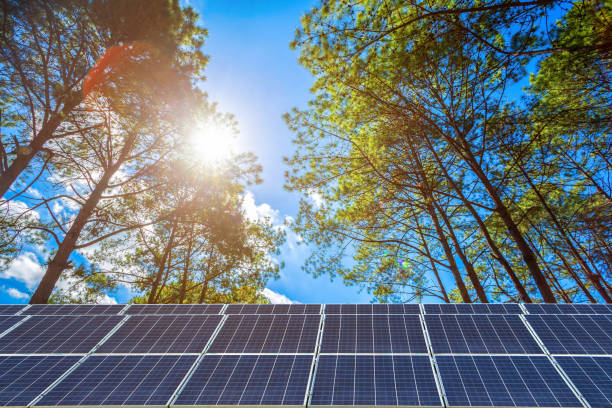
[0,315,123,354]
[526,314,612,354]
[0,305,24,315]
[424,304,523,314]
[526,304,612,314]
[426,314,542,354]
[125,304,223,315]
[23,304,124,315]
[320,314,427,353]
[324,304,421,314]
[0,355,80,407]
[225,304,321,314]
[97,314,223,353]
[175,354,312,406]
[209,314,320,353]
[437,355,581,407]
[36,355,195,407]
[556,356,612,408]
[310,355,441,407]
[0,315,23,335]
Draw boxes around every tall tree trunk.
[148,221,177,304]
[422,136,532,302]
[198,247,215,303]
[517,163,611,303]
[0,95,80,198]
[433,200,489,302]
[179,224,195,303]
[414,217,450,302]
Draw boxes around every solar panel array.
[0,303,610,408]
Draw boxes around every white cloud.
[242,191,279,223]
[261,288,296,304]
[307,190,324,209]
[0,252,45,289]
[3,286,29,300]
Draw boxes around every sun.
[189,120,237,164]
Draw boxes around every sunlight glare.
[189,120,237,164]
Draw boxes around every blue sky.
[0,0,373,304]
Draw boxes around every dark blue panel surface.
[175,354,312,406]
[209,314,320,353]
[97,314,222,353]
[24,304,124,315]
[0,315,23,335]
[424,304,522,314]
[0,305,24,315]
[526,314,612,354]
[311,355,441,407]
[0,315,122,353]
[0,355,80,406]
[320,314,427,353]
[36,355,195,406]
[225,304,321,314]
[324,304,421,314]
[556,356,612,408]
[426,314,542,354]
[437,355,581,407]
[526,304,612,314]
[125,304,223,314]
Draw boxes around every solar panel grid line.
[86,315,130,354]
[220,304,229,314]
[166,314,229,407]
[519,315,591,408]
[117,304,130,315]
[519,303,529,314]
[419,311,448,408]
[0,315,28,340]
[26,353,91,407]
[547,356,592,408]
[554,356,612,408]
[304,312,325,407]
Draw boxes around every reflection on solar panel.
[97,314,223,353]
[320,314,427,353]
[556,356,612,408]
[36,355,195,407]
[426,314,542,354]
[526,314,612,354]
[125,304,223,314]
[0,305,24,315]
[175,354,312,406]
[437,355,581,407]
[311,355,441,407]
[225,304,321,314]
[0,355,80,407]
[424,304,523,314]
[0,315,23,335]
[0,315,123,353]
[24,304,124,315]
[324,304,421,314]
[209,314,320,353]
[526,304,612,314]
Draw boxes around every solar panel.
[175,354,312,406]
[310,355,441,407]
[556,356,612,408]
[436,355,581,407]
[424,304,523,314]
[125,304,223,314]
[0,315,123,353]
[225,304,321,314]
[23,304,124,315]
[320,314,427,353]
[97,314,223,353]
[324,304,421,314]
[0,355,80,407]
[526,314,612,354]
[425,314,542,354]
[0,305,24,315]
[0,315,23,335]
[526,304,612,314]
[35,355,195,407]
[208,314,320,353]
